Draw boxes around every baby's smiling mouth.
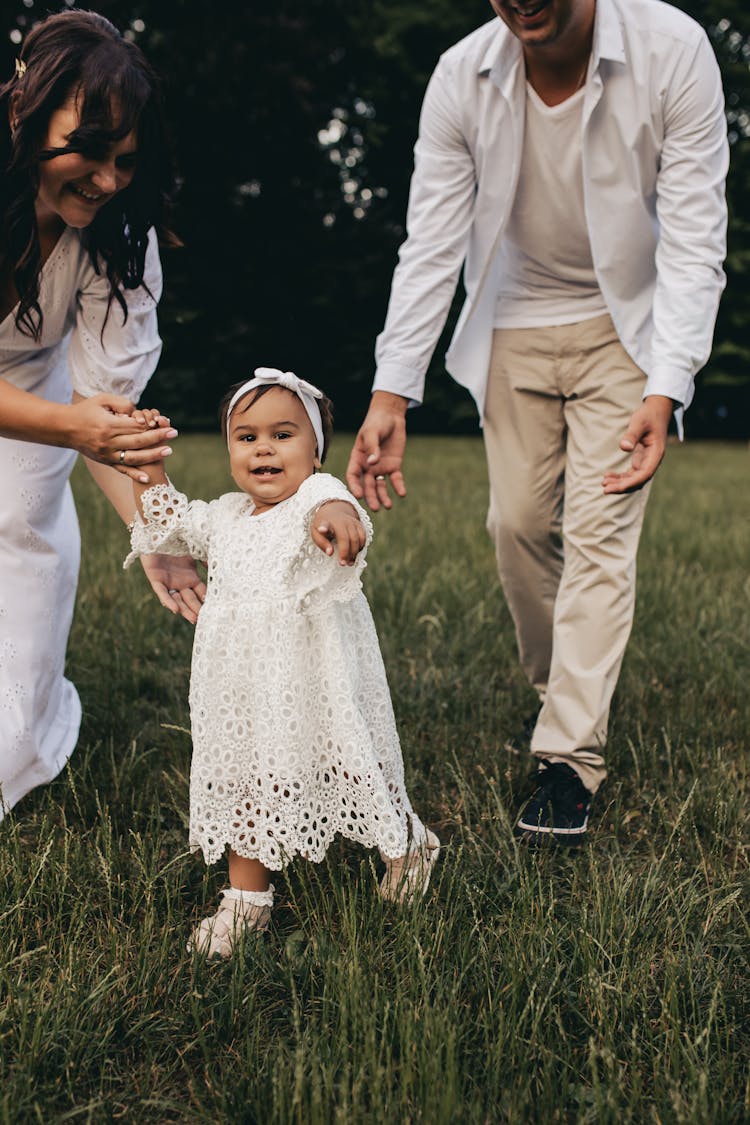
[252,466,281,476]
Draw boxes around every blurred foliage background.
[3,0,750,435]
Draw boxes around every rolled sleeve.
[371,361,425,407]
[68,227,163,403]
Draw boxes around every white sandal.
[187,885,275,958]
[380,829,441,904]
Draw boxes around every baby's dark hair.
[219,381,334,462]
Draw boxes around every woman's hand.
[66,393,177,482]
[140,553,207,624]
[311,501,367,565]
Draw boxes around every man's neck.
[522,3,596,107]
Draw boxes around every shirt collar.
[478,21,523,97]
[592,0,626,67]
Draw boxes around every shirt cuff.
[372,362,424,408]
[643,367,694,411]
[642,368,693,442]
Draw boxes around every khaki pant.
[483,314,650,793]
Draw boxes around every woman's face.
[34,96,138,231]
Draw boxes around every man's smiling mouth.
[510,0,551,16]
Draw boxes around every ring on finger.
[119,450,127,464]
[374,474,386,482]
[168,588,179,596]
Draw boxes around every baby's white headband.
[225,367,325,460]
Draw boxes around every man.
[345,0,728,843]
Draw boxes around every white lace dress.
[126,472,424,867]
[0,227,162,819]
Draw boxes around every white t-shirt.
[494,82,608,329]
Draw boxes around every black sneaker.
[503,713,538,756]
[514,760,592,846]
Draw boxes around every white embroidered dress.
[0,226,162,818]
[127,472,422,867]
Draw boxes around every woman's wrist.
[51,400,84,450]
[29,400,77,448]
[0,379,75,447]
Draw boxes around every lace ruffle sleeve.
[68,228,163,402]
[124,479,211,568]
[286,473,374,614]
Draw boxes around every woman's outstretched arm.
[0,379,177,481]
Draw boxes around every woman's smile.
[67,182,106,203]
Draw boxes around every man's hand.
[311,501,367,565]
[140,553,207,624]
[345,391,409,511]
[602,395,674,494]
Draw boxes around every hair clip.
[15,58,27,79]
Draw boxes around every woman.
[0,10,204,819]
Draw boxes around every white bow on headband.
[225,368,325,460]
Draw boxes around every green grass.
[1,435,748,1123]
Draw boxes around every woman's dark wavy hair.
[0,8,175,339]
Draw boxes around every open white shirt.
[372,0,729,421]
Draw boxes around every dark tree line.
[4,1,750,434]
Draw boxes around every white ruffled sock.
[187,884,276,957]
[221,884,275,908]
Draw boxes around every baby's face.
[228,387,320,513]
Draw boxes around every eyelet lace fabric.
[127,472,423,868]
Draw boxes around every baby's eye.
[275,431,292,440]
[239,434,255,442]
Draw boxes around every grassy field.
[1,434,748,1124]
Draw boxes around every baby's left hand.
[312,501,366,566]
[131,406,170,429]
